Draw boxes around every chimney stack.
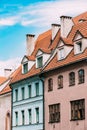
[51,24,60,40]
[60,16,74,38]
[26,34,35,56]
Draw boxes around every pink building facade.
[42,12,87,130]
[44,61,87,130]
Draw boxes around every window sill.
[58,87,63,89]
[69,84,75,87]
[48,121,60,123]
[78,82,84,84]
[70,118,85,121]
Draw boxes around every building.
[0,69,19,130]
[10,31,52,130]
[10,11,87,130]
[41,12,87,130]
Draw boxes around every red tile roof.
[10,11,87,84]
[0,76,7,85]
[0,66,21,95]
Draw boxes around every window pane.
[21,87,25,100]
[15,112,18,126]
[36,108,39,123]
[37,56,43,68]
[21,110,25,125]
[15,89,18,101]
[35,83,39,96]
[59,48,64,59]
[71,99,85,120]
[69,72,75,86]
[49,104,60,123]
[58,75,63,88]
[48,78,53,91]
[28,85,31,98]
[23,63,28,73]
[28,109,32,124]
[78,69,84,84]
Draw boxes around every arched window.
[48,78,53,91]
[5,112,11,130]
[69,72,75,86]
[58,75,63,89]
[78,69,84,84]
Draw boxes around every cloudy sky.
[0,0,87,76]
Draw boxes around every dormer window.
[77,42,82,52]
[59,48,64,60]
[37,56,43,68]
[23,62,28,73]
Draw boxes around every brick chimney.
[26,34,35,56]
[60,16,74,38]
[51,24,60,40]
[4,69,12,78]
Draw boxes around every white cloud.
[0,57,21,76]
[1,0,87,26]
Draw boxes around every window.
[21,110,25,125]
[77,42,82,52]
[28,85,31,98]
[23,63,28,73]
[48,78,53,91]
[15,112,18,126]
[58,75,63,88]
[59,48,64,60]
[35,108,39,123]
[71,99,85,120]
[15,89,18,101]
[21,87,25,100]
[69,72,75,86]
[28,109,32,124]
[78,69,84,84]
[37,56,43,68]
[49,104,60,123]
[35,83,39,96]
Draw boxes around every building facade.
[11,76,43,130]
[42,12,87,130]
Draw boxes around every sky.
[0,0,87,76]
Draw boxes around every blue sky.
[0,0,87,75]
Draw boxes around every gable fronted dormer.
[36,49,50,68]
[73,31,87,55]
[57,38,73,61]
[21,55,35,74]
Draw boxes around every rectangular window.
[48,78,53,91]
[21,87,25,100]
[77,42,82,52]
[15,112,18,126]
[28,85,31,98]
[37,56,43,68]
[49,104,60,123]
[23,63,28,73]
[71,99,85,120]
[59,48,64,60]
[15,89,18,101]
[21,110,25,125]
[36,108,39,123]
[28,109,32,124]
[35,83,39,96]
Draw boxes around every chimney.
[60,16,74,38]
[4,69,12,78]
[26,34,35,56]
[51,24,60,40]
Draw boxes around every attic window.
[37,56,43,68]
[59,48,64,60]
[23,62,28,73]
[77,42,82,53]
